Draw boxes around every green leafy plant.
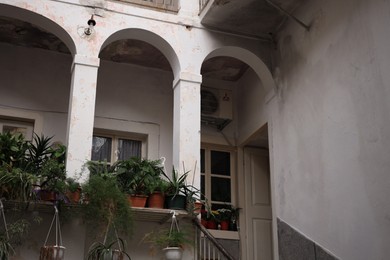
[162,168,189,198]
[65,177,80,193]
[0,167,37,202]
[116,157,164,196]
[82,174,133,239]
[0,132,29,170]
[87,238,131,260]
[143,228,192,251]
[0,236,14,260]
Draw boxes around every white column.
[173,72,202,190]
[66,55,99,182]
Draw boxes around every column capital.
[71,54,100,71]
[173,72,202,89]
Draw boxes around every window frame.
[92,130,147,163]
[0,117,34,141]
[201,144,236,209]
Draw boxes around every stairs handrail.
[192,218,236,260]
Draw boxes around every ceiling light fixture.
[84,15,96,36]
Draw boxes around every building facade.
[0,0,389,259]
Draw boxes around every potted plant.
[216,208,232,230]
[143,228,192,260]
[116,157,163,208]
[163,168,189,210]
[87,238,131,260]
[82,171,133,258]
[65,177,81,204]
[148,177,169,209]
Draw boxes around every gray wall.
[272,0,390,259]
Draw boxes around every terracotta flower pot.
[148,192,165,208]
[66,189,81,203]
[39,190,57,202]
[128,194,148,207]
[220,220,230,230]
[207,220,217,229]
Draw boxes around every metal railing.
[193,219,236,260]
[117,0,179,12]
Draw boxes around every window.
[201,147,235,210]
[0,118,34,140]
[91,132,144,163]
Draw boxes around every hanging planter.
[39,206,66,260]
[143,211,191,260]
[163,247,183,260]
[0,200,14,259]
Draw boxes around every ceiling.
[201,0,307,38]
[0,0,305,81]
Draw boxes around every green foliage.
[162,168,189,197]
[87,238,131,260]
[0,132,29,170]
[116,157,164,195]
[0,132,67,197]
[0,167,37,201]
[143,228,192,249]
[65,177,80,193]
[149,177,170,194]
[86,160,118,178]
[0,236,14,260]
[25,134,54,173]
[82,174,133,238]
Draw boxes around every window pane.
[201,149,205,173]
[211,151,230,176]
[211,177,231,203]
[92,136,112,162]
[118,138,141,160]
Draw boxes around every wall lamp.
[84,15,96,36]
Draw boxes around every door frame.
[237,124,279,260]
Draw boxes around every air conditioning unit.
[201,87,233,130]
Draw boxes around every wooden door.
[244,147,273,260]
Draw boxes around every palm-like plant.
[87,238,131,260]
[0,236,14,260]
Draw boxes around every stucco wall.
[0,43,72,143]
[272,0,390,259]
[0,42,174,163]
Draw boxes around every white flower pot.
[163,247,183,260]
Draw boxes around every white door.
[243,147,273,260]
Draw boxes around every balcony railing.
[193,218,236,260]
[117,0,179,12]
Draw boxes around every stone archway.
[0,3,76,55]
[204,46,275,97]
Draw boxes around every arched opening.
[94,29,179,168]
[200,46,274,259]
[0,6,75,145]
